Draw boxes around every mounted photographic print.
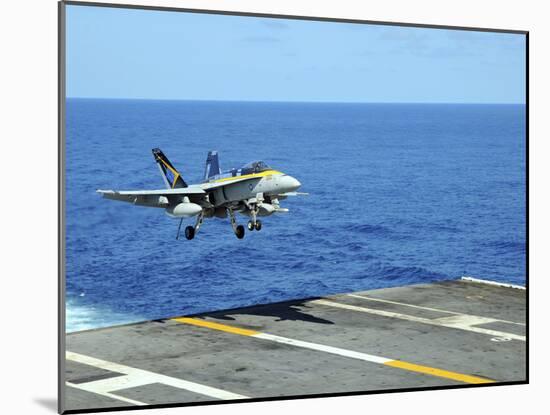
[59,1,528,413]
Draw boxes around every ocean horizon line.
[66,97,525,106]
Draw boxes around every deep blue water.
[65,99,526,332]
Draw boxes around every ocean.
[65,99,526,332]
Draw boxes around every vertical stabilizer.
[204,151,222,181]
[152,148,188,189]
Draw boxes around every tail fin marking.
[152,148,188,189]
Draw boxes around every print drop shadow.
[206,298,334,325]
[33,397,57,412]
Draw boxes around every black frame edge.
[524,31,529,385]
[58,1,67,414]
[63,380,529,415]
[62,0,528,35]
[57,1,530,414]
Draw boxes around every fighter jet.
[97,149,306,240]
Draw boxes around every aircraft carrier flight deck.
[63,277,527,413]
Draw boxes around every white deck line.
[461,276,526,290]
[312,299,525,341]
[66,382,147,406]
[253,333,390,364]
[347,294,461,315]
[346,293,526,326]
[66,351,249,403]
[174,317,494,384]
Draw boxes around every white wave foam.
[66,299,144,333]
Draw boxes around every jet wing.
[97,187,205,207]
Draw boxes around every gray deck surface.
[64,279,526,412]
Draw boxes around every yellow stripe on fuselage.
[211,170,282,184]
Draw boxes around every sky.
[66,4,526,104]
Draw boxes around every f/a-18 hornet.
[97,149,306,240]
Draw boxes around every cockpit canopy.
[240,161,271,175]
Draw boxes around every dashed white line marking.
[66,351,249,404]
[347,294,525,326]
[311,299,525,341]
[347,294,460,315]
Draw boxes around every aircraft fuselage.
[205,170,301,206]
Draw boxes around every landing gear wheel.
[185,226,195,240]
[254,220,262,231]
[247,221,255,231]
[235,225,245,239]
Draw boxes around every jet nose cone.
[286,176,301,192]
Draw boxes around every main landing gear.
[177,207,263,241]
[176,210,204,240]
[228,208,245,239]
[247,203,262,232]
[247,219,262,231]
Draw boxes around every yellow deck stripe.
[172,317,259,336]
[172,317,495,384]
[384,360,494,384]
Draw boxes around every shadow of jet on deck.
[205,298,334,325]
